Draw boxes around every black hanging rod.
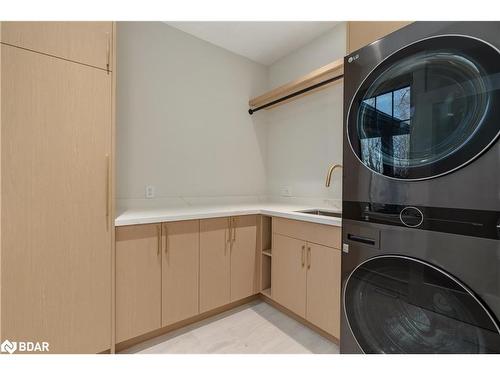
[248,73,344,115]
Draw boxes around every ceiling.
[165,21,340,65]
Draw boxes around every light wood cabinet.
[116,224,162,343]
[1,38,113,353]
[230,215,259,302]
[1,21,113,70]
[272,234,307,318]
[115,215,258,344]
[199,217,231,313]
[347,21,413,54]
[116,220,200,341]
[306,243,341,337]
[199,215,259,312]
[271,219,341,338]
[162,220,200,326]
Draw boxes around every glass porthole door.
[347,35,500,180]
[344,256,500,353]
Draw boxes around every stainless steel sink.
[296,209,342,218]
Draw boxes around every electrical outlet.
[145,185,155,199]
[280,186,292,197]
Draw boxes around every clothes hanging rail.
[248,58,344,115]
[248,74,344,115]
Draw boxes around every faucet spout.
[325,164,342,187]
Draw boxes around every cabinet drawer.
[273,217,341,249]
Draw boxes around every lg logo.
[347,54,359,63]
[1,339,50,354]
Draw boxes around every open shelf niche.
[260,215,272,297]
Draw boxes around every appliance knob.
[399,206,424,228]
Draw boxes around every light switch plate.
[145,185,155,199]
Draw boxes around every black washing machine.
[341,21,500,353]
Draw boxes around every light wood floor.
[121,300,339,354]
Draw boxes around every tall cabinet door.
[230,215,259,302]
[1,44,112,353]
[199,218,230,313]
[1,21,113,70]
[272,234,307,318]
[116,224,162,343]
[162,220,200,326]
[306,243,341,338]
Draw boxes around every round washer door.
[347,35,500,180]
[344,255,500,353]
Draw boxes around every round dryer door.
[344,255,500,353]
[347,35,500,180]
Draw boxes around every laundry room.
[0,0,499,374]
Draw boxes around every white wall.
[117,22,346,209]
[268,23,347,87]
[117,22,268,205]
[266,23,346,206]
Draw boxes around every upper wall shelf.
[248,58,344,115]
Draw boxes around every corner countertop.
[115,203,342,227]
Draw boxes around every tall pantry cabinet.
[0,22,116,353]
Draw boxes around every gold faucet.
[325,164,342,187]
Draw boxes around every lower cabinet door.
[199,218,231,313]
[306,242,341,337]
[116,224,162,343]
[162,220,200,326]
[230,215,259,302]
[272,234,307,318]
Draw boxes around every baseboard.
[115,294,259,353]
[259,293,340,345]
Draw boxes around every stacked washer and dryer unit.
[341,22,500,353]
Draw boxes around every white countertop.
[115,203,342,227]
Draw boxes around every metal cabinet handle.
[157,224,161,256]
[226,218,231,255]
[105,154,110,230]
[106,32,110,74]
[307,246,311,269]
[232,217,236,242]
[164,223,168,254]
[301,245,306,267]
[227,218,232,244]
